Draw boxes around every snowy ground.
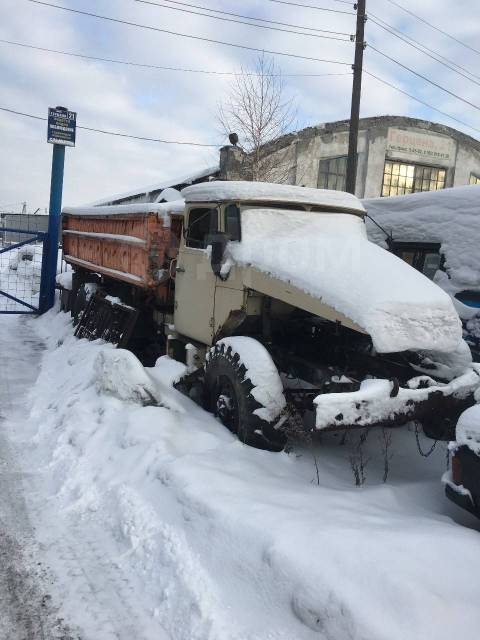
[1,309,480,639]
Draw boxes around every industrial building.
[87,115,480,206]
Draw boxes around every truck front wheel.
[204,340,287,452]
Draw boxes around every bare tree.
[218,54,297,183]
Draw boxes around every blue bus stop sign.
[47,106,76,147]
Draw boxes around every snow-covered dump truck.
[61,182,480,451]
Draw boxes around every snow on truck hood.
[229,208,462,354]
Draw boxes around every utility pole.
[345,0,367,195]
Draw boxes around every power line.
[364,70,480,136]
[134,0,352,39]
[381,0,480,57]
[369,15,480,87]
[131,0,351,42]
[262,0,354,15]
[369,44,480,113]
[0,106,220,147]
[0,38,353,78]
[26,0,352,67]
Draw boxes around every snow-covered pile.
[229,208,462,353]
[365,185,480,291]
[56,270,73,290]
[15,310,480,640]
[0,243,42,311]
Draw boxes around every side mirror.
[210,232,228,277]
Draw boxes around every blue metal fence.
[0,228,47,314]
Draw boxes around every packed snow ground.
[1,309,479,639]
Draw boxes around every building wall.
[231,116,480,199]
[1,214,49,245]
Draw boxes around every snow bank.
[182,180,365,213]
[365,185,480,291]
[94,348,158,405]
[18,311,480,640]
[229,208,462,353]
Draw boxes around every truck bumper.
[314,366,480,439]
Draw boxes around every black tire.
[204,342,286,452]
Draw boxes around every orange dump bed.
[62,203,183,288]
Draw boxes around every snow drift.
[18,310,480,640]
[229,208,462,353]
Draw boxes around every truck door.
[174,206,219,345]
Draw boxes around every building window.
[382,161,446,197]
[390,241,442,280]
[318,156,347,191]
[469,173,480,185]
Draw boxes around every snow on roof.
[62,200,185,222]
[85,166,219,207]
[364,185,480,291]
[182,181,366,213]
[229,207,462,353]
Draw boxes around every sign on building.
[387,128,456,166]
[47,107,77,147]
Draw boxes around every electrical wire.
[0,106,221,147]
[369,14,480,86]
[381,0,480,57]
[133,0,352,39]
[25,0,352,67]
[364,70,480,136]
[262,0,354,15]
[0,38,353,78]
[369,44,480,113]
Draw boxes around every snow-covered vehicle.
[61,182,480,451]
[444,404,480,518]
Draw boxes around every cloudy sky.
[1,0,479,211]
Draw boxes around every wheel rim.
[213,375,239,433]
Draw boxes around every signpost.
[47,107,76,147]
[39,106,76,313]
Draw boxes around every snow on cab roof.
[182,181,366,214]
[62,200,185,220]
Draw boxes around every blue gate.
[0,227,48,314]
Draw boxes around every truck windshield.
[186,207,218,249]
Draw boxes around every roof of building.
[268,115,480,155]
[85,165,219,207]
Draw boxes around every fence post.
[39,143,65,313]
